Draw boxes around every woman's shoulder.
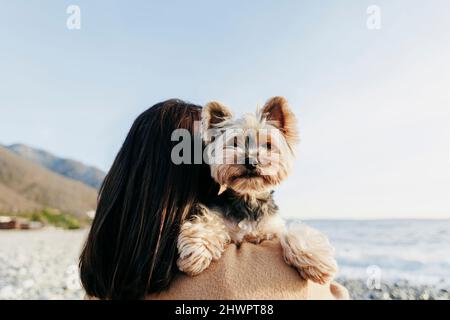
[148,239,348,300]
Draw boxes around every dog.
[176,96,337,284]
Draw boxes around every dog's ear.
[202,101,233,141]
[261,96,299,146]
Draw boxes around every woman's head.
[79,99,218,299]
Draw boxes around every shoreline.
[1,228,449,300]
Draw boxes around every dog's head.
[202,96,299,195]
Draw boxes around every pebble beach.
[0,229,86,299]
[0,228,448,300]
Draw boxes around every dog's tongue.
[218,184,227,195]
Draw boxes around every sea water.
[302,219,450,287]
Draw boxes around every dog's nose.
[245,158,258,171]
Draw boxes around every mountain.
[6,144,106,190]
[0,182,42,213]
[0,146,98,215]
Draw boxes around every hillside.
[0,182,42,213]
[0,146,97,216]
[6,144,106,190]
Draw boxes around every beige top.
[148,239,348,300]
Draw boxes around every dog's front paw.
[177,210,230,276]
[177,239,214,276]
[281,223,337,284]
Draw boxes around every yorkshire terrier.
[177,96,337,284]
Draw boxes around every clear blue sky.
[1,1,449,218]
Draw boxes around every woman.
[79,99,348,300]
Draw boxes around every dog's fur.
[177,97,337,284]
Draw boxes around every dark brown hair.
[79,99,218,299]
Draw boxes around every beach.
[0,229,86,299]
[0,222,449,300]
[338,278,449,300]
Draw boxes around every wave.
[295,219,450,287]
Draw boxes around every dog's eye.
[263,142,272,150]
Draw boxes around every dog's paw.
[177,239,214,276]
[281,223,338,284]
[177,210,230,276]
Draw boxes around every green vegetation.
[28,209,81,229]
[2,208,92,230]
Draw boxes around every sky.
[0,0,449,219]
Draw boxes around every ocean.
[1,220,449,299]
[304,219,450,288]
